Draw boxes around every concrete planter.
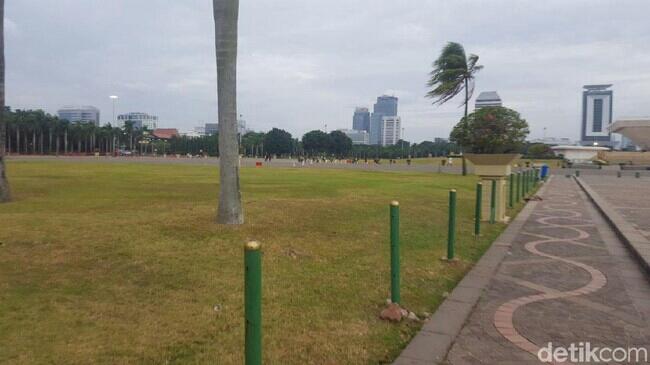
[464,154,520,177]
[465,154,520,223]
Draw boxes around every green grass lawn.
[0,161,518,364]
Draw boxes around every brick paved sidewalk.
[444,177,650,364]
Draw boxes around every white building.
[117,112,158,130]
[380,116,401,146]
[580,85,613,147]
[611,118,650,150]
[475,91,502,109]
[206,119,248,135]
[339,129,369,145]
[57,106,100,126]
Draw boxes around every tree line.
[3,108,169,155]
[2,109,464,159]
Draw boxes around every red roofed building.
[152,128,180,140]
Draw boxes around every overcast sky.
[6,0,650,142]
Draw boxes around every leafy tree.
[450,107,529,154]
[214,0,243,224]
[0,0,10,203]
[263,128,292,157]
[328,131,352,158]
[426,42,483,175]
[302,130,330,156]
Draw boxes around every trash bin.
[540,164,549,179]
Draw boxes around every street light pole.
[109,95,119,126]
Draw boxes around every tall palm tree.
[213,0,243,224]
[426,42,483,175]
[0,0,10,202]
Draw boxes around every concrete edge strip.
[574,176,650,277]
[392,176,554,365]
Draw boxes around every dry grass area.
[0,161,518,364]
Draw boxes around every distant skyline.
[5,1,650,142]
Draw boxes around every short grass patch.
[0,161,520,364]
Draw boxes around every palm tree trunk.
[214,0,243,224]
[64,130,68,154]
[0,0,11,202]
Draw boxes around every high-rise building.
[57,106,100,126]
[581,85,613,146]
[117,112,158,130]
[206,119,248,136]
[374,95,398,116]
[339,129,369,145]
[475,91,502,109]
[369,95,399,145]
[352,107,370,132]
[380,116,402,146]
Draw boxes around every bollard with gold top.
[245,241,262,365]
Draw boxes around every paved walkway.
[444,177,650,364]
[579,175,650,240]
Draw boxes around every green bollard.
[447,189,457,260]
[617,171,622,178]
[516,172,521,203]
[523,171,528,196]
[490,180,496,224]
[636,172,641,179]
[575,170,580,177]
[475,182,482,236]
[524,170,530,196]
[389,201,400,304]
[245,241,262,365]
[509,173,514,208]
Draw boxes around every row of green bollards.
[389,169,544,302]
[240,168,541,363]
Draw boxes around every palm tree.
[213,0,243,224]
[0,0,10,202]
[426,42,483,175]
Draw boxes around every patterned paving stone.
[445,177,650,364]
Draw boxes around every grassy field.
[0,161,520,364]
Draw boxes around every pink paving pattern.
[492,192,608,364]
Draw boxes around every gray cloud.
[6,0,650,142]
